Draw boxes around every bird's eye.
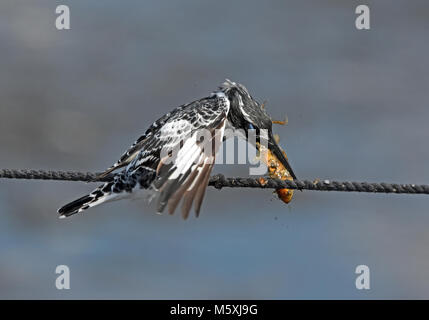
[248,123,255,130]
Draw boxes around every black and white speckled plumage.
[58,79,296,219]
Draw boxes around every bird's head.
[219,79,271,131]
[218,79,296,179]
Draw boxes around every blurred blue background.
[1,0,429,299]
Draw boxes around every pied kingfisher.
[58,80,296,219]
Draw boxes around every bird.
[58,79,297,219]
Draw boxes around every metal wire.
[1,169,429,195]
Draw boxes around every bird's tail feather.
[58,182,118,218]
[58,168,156,218]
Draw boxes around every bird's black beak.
[267,131,297,180]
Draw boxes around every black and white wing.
[120,92,230,218]
[98,109,176,178]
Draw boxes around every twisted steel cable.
[1,169,429,195]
